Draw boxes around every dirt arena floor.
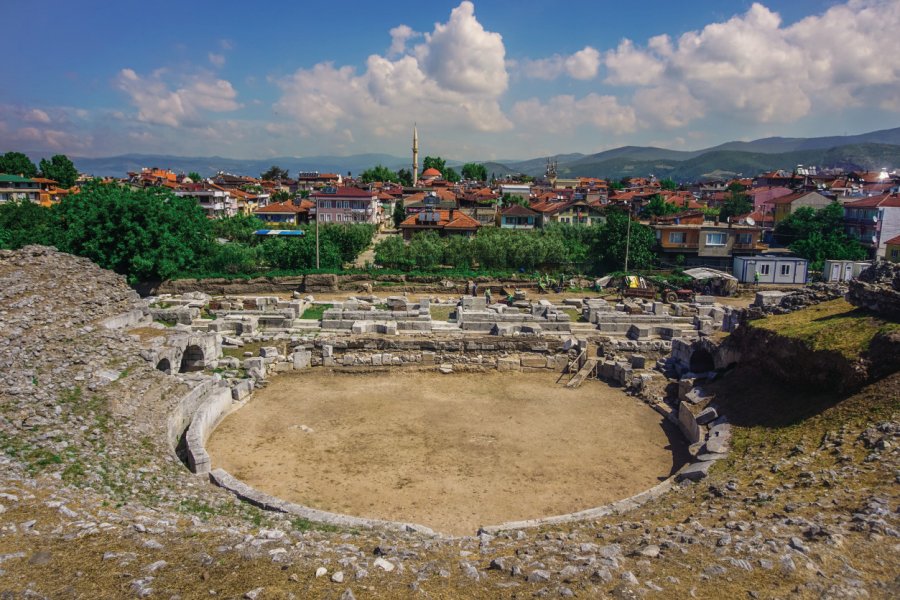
[207,370,688,535]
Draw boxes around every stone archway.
[156,357,172,374]
[180,345,206,373]
[689,348,715,374]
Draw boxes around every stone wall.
[848,261,900,320]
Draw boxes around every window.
[706,232,727,246]
[780,264,791,276]
[737,233,753,245]
[892,249,899,258]
[669,232,686,244]
[759,264,770,275]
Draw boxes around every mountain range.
[31,126,900,181]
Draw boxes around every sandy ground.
[208,371,687,535]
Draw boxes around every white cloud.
[208,53,226,68]
[522,46,601,80]
[116,68,241,127]
[388,24,418,56]
[604,39,665,85]
[274,1,511,141]
[601,0,900,124]
[417,1,507,95]
[511,94,637,134]
[632,85,705,129]
[24,108,51,124]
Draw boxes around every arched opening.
[689,349,715,374]
[156,357,171,374]
[179,345,205,373]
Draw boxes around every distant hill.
[22,125,900,181]
[62,153,413,178]
[552,143,900,181]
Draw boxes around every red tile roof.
[399,209,480,230]
[501,204,539,217]
[255,200,313,214]
[421,167,442,178]
[883,234,900,246]
[843,194,900,208]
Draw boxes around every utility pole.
[315,194,319,269]
[624,204,632,273]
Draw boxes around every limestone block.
[422,352,435,365]
[259,346,280,359]
[520,355,548,368]
[676,460,714,482]
[292,350,311,369]
[678,401,701,444]
[695,406,718,425]
[497,357,521,372]
[231,379,254,401]
[244,357,265,372]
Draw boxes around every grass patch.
[429,305,454,321]
[560,307,586,322]
[290,516,340,533]
[751,298,900,359]
[300,303,332,320]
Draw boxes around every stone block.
[678,401,701,444]
[695,295,715,305]
[497,357,521,372]
[371,354,383,366]
[422,352,435,365]
[630,354,646,369]
[520,354,548,368]
[753,291,787,307]
[244,357,265,372]
[259,346,279,358]
[676,460,714,482]
[231,379,254,401]
[292,350,311,369]
[627,324,651,340]
[695,406,718,425]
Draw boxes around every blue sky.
[2,0,899,161]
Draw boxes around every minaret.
[412,124,419,187]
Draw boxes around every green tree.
[210,214,267,245]
[261,166,289,180]
[319,223,376,265]
[396,168,413,186]
[197,242,261,275]
[374,235,412,269]
[422,156,446,175]
[643,194,681,217]
[719,183,752,220]
[608,180,624,191]
[187,171,202,182]
[360,165,399,183]
[53,182,213,283]
[775,202,864,270]
[444,167,461,183]
[0,200,55,249]
[442,235,473,269]
[0,151,38,178]
[461,163,488,181]
[407,231,444,269]
[658,178,677,191]
[270,190,293,203]
[392,199,406,228]
[595,211,656,272]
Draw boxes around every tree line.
[373,212,656,274]
[0,182,375,282]
[0,151,79,188]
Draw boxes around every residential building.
[733,255,808,284]
[254,199,314,226]
[530,199,604,226]
[500,204,540,230]
[398,208,480,239]
[885,234,900,263]
[652,212,765,269]
[0,174,40,203]
[310,186,380,225]
[746,186,793,212]
[843,193,900,258]
[174,184,238,218]
[500,183,532,202]
[768,191,832,224]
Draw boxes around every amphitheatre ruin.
[1,245,898,599]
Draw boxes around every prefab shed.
[733,255,808,284]
[823,260,871,282]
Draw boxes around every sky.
[2,0,899,161]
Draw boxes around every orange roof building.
[399,208,480,239]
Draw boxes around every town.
[2,131,899,287]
